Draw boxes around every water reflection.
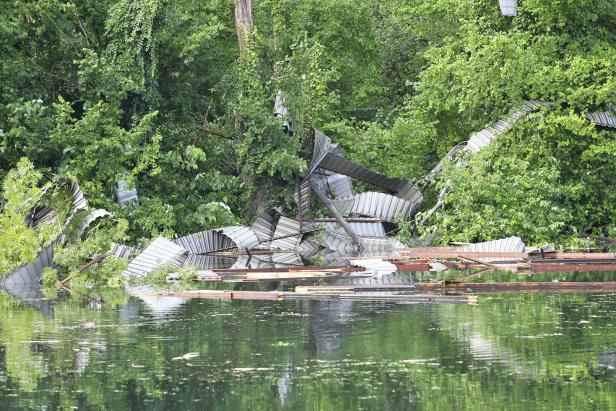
[0,285,616,409]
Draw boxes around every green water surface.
[1,273,616,410]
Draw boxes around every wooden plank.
[530,263,616,273]
[297,282,616,294]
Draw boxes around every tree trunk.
[234,0,254,53]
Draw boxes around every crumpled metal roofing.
[271,252,304,266]
[64,209,113,244]
[332,192,421,222]
[1,245,54,286]
[586,112,616,128]
[456,236,525,253]
[323,221,386,237]
[465,101,551,153]
[26,178,88,230]
[183,254,236,270]
[110,243,140,259]
[217,226,261,250]
[456,236,526,262]
[123,237,187,278]
[298,239,320,258]
[327,172,353,198]
[174,230,235,254]
[251,211,275,243]
[323,228,404,257]
[498,0,518,16]
[270,216,302,250]
[117,180,138,206]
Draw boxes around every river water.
[1,272,616,410]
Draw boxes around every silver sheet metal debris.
[174,230,235,254]
[498,0,518,17]
[117,180,138,206]
[270,216,302,251]
[586,111,616,128]
[333,191,421,223]
[123,237,187,278]
[1,245,54,286]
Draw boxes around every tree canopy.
[0,0,614,249]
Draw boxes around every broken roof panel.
[270,216,302,250]
[183,254,236,270]
[251,211,276,243]
[498,0,518,16]
[327,173,353,198]
[117,180,138,206]
[333,192,421,223]
[323,221,386,238]
[123,237,187,278]
[298,239,320,258]
[318,152,407,193]
[64,209,113,244]
[586,112,616,128]
[111,243,140,260]
[175,230,235,254]
[295,178,312,221]
[456,236,525,253]
[217,226,260,250]
[1,245,54,286]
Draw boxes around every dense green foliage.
[1,0,615,254]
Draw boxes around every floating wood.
[128,289,476,304]
[297,282,616,294]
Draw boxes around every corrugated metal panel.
[396,181,424,203]
[456,236,525,262]
[298,239,320,258]
[349,258,397,276]
[327,173,353,198]
[110,243,139,260]
[466,101,552,153]
[323,221,386,237]
[1,245,54,286]
[360,237,405,258]
[333,192,421,222]
[232,255,274,269]
[319,152,407,192]
[323,230,355,256]
[271,252,304,266]
[498,0,517,16]
[117,180,138,206]
[65,209,112,244]
[183,254,236,270]
[123,237,187,278]
[251,211,275,243]
[270,217,302,250]
[217,226,260,250]
[27,178,88,229]
[429,143,468,175]
[586,112,616,128]
[295,178,312,219]
[174,230,236,254]
[456,236,525,253]
[273,91,288,117]
[466,118,515,153]
[310,129,336,175]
